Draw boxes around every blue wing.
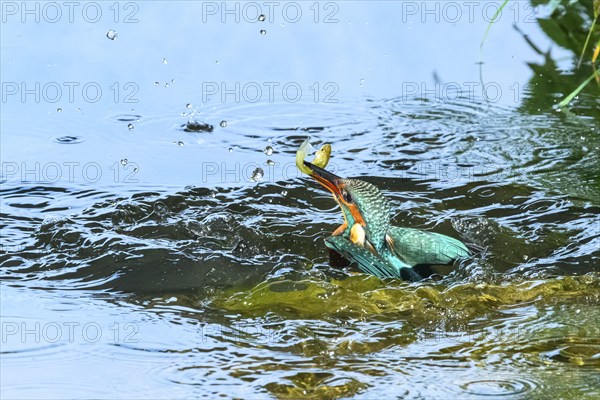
[386,227,470,267]
[325,236,422,281]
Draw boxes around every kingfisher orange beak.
[303,161,343,199]
[304,161,368,244]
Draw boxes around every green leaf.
[538,17,584,52]
[578,15,598,67]
[480,0,510,52]
[557,69,600,108]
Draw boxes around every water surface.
[1,1,599,398]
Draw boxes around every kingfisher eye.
[341,189,353,203]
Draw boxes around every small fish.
[296,138,331,175]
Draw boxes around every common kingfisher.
[303,160,470,281]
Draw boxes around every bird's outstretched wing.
[386,227,470,267]
[325,236,422,281]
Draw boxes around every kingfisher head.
[304,161,391,252]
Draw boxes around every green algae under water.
[210,274,600,398]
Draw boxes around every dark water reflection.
[2,1,600,398]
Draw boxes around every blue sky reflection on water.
[3,1,561,103]
[1,1,568,189]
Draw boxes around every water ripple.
[459,377,538,397]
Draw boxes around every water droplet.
[162,58,168,64]
[171,79,175,83]
[106,30,117,40]
[265,159,274,166]
[220,120,227,128]
[53,135,83,144]
[120,159,128,166]
[114,114,140,122]
[184,121,213,133]
[258,14,266,21]
[210,190,217,198]
[215,60,220,64]
[264,145,273,156]
[154,81,159,86]
[228,147,233,152]
[56,108,62,112]
[260,29,266,35]
[186,103,192,109]
[177,141,184,146]
[281,190,288,196]
[250,167,264,182]
[164,83,169,87]
[133,166,139,172]
[127,123,134,130]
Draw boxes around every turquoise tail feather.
[385,227,470,267]
[325,236,423,281]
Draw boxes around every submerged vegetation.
[485,0,599,112]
